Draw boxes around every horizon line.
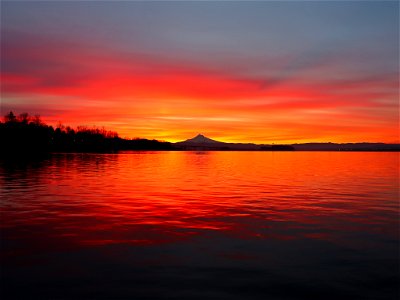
[1,111,399,145]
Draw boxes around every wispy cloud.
[1,0,398,145]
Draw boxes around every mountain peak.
[195,134,205,139]
[183,134,221,144]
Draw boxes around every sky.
[1,1,399,143]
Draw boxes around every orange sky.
[2,49,398,143]
[1,2,399,144]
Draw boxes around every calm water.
[0,152,399,299]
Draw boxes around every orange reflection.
[1,152,398,262]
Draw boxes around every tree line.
[0,111,173,154]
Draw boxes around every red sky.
[1,2,399,143]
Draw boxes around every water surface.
[1,152,399,299]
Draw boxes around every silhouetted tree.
[32,114,42,125]
[4,111,16,123]
[0,111,172,154]
[18,113,30,124]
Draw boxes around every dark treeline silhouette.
[0,111,172,154]
[260,145,295,151]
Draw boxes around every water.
[0,152,399,299]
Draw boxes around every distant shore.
[1,111,399,155]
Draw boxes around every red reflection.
[0,152,398,265]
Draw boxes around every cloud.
[1,30,398,143]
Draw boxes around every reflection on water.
[0,152,399,299]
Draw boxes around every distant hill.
[174,134,399,151]
[291,142,400,151]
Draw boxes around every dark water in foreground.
[0,152,399,299]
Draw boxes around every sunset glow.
[1,1,398,143]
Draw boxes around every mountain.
[183,134,221,144]
[175,134,229,150]
[174,134,293,151]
